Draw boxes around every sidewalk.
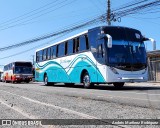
[126,82,160,86]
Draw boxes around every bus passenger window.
[65,42,68,55]
[58,43,65,57]
[79,35,86,51]
[51,46,56,59]
[36,52,39,62]
[39,51,43,62]
[73,39,76,53]
[46,49,48,60]
[56,45,59,57]
[85,35,89,50]
[43,49,47,60]
[47,47,51,60]
[98,44,104,58]
[76,38,79,52]
[68,40,73,55]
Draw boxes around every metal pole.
[107,0,111,26]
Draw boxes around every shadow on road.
[41,83,160,91]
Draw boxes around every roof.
[147,50,160,57]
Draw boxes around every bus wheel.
[44,74,48,86]
[113,82,124,88]
[82,72,93,89]
[26,81,30,83]
[44,74,51,86]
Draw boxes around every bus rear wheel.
[113,82,124,88]
[44,74,48,86]
[44,74,49,86]
[82,72,93,89]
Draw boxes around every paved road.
[0,82,160,127]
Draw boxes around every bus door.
[89,30,106,83]
[96,39,106,83]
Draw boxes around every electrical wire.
[0,13,105,52]
[0,0,76,30]
[0,33,67,60]
[112,0,160,20]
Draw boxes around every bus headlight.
[109,67,119,74]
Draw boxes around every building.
[147,50,160,82]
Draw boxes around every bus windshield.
[14,62,32,74]
[14,66,32,74]
[103,27,147,70]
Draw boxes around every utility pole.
[107,0,111,26]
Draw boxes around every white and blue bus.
[35,26,152,88]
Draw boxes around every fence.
[147,51,160,82]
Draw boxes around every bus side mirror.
[106,34,112,48]
[97,34,112,48]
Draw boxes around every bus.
[0,70,3,82]
[35,26,154,88]
[3,61,33,83]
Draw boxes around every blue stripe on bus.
[35,55,105,83]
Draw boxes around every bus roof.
[35,25,141,52]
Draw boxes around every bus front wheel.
[44,74,53,86]
[113,82,124,88]
[82,72,93,89]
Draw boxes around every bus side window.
[58,43,65,57]
[68,40,73,55]
[97,43,105,64]
[73,39,76,53]
[42,50,44,61]
[76,38,79,52]
[65,41,68,55]
[36,52,39,62]
[51,46,56,59]
[39,51,42,62]
[88,29,100,58]
[79,35,86,51]
[85,35,89,50]
[46,48,48,60]
[56,45,59,57]
[98,44,104,58]
[47,47,51,60]
[42,49,47,61]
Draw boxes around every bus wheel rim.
[83,75,90,86]
[44,76,48,85]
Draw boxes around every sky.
[0,0,160,70]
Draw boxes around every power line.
[1,0,160,54]
[0,0,58,26]
[0,0,76,31]
[0,13,105,52]
[0,34,67,60]
[110,0,160,22]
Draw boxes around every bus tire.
[26,81,30,83]
[82,72,93,89]
[113,82,124,88]
[44,74,51,86]
[44,74,48,86]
